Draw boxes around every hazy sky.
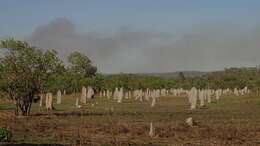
[1,0,260,73]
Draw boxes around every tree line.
[1,38,259,116]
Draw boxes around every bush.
[0,128,12,142]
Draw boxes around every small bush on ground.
[0,128,12,142]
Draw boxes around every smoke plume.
[27,18,260,73]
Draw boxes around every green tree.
[0,38,63,116]
[68,52,97,77]
[178,72,186,80]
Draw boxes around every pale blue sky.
[1,0,260,73]
[1,0,259,37]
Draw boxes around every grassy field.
[1,94,260,146]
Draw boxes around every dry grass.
[1,94,260,146]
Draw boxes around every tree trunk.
[16,96,32,116]
[15,101,19,116]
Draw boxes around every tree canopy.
[0,39,65,115]
[68,51,97,77]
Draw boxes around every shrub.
[0,128,12,142]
